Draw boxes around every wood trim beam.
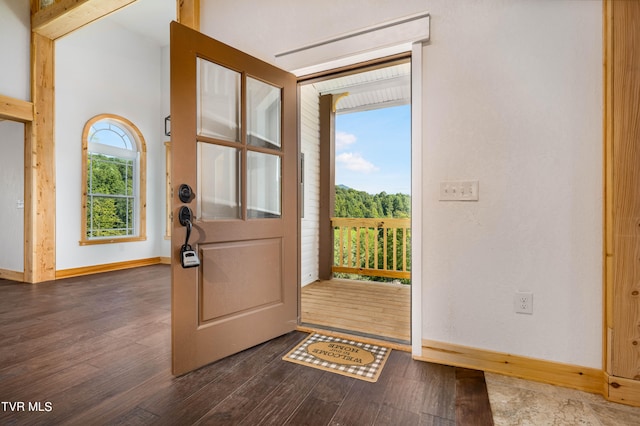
[25,33,56,284]
[0,268,25,283]
[419,339,604,396]
[420,340,640,407]
[607,373,640,407]
[602,3,640,405]
[602,0,614,378]
[177,0,200,31]
[56,257,162,279]
[32,0,137,40]
[0,95,34,122]
[607,0,640,383]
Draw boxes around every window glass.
[197,58,241,142]
[197,142,241,220]
[89,121,135,150]
[247,151,281,219]
[247,77,281,150]
[86,153,135,237]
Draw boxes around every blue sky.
[335,104,411,195]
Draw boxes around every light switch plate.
[439,180,479,201]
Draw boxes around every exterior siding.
[300,84,321,286]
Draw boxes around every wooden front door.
[170,22,298,375]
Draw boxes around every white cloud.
[336,152,379,173]
[335,131,357,151]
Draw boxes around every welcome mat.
[283,333,391,382]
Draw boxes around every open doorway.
[299,58,412,344]
[0,119,25,282]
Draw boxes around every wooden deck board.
[301,278,411,342]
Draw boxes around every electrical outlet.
[515,292,533,314]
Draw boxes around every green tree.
[334,186,410,218]
[87,154,135,237]
[333,185,411,284]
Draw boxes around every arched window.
[81,114,146,244]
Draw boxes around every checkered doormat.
[283,333,391,382]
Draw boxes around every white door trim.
[291,15,429,355]
[276,12,430,77]
[411,41,424,357]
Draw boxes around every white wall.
[0,121,25,272]
[0,0,28,274]
[55,18,168,270]
[203,0,427,65]
[421,0,602,368]
[300,84,321,286]
[0,0,30,100]
[201,0,603,368]
[161,47,171,126]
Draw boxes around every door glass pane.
[197,142,241,219]
[197,58,241,142]
[247,77,281,150]
[247,151,281,218]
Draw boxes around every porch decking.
[300,278,411,343]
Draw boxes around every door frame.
[275,11,428,357]
[410,42,423,357]
[295,45,424,356]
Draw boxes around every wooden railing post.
[318,94,336,280]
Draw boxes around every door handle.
[178,205,193,226]
[178,206,200,268]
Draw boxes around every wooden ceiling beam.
[0,95,34,123]
[32,0,137,40]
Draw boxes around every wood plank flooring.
[301,279,411,343]
[0,265,492,425]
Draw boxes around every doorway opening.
[0,119,25,282]
[299,58,412,344]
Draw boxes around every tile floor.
[485,373,640,425]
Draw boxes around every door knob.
[178,184,195,203]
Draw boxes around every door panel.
[171,21,298,375]
[200,239,283,322]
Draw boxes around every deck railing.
[332,217,411,280]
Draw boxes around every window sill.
[79,236,147,246]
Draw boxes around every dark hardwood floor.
[0,265,493,425]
